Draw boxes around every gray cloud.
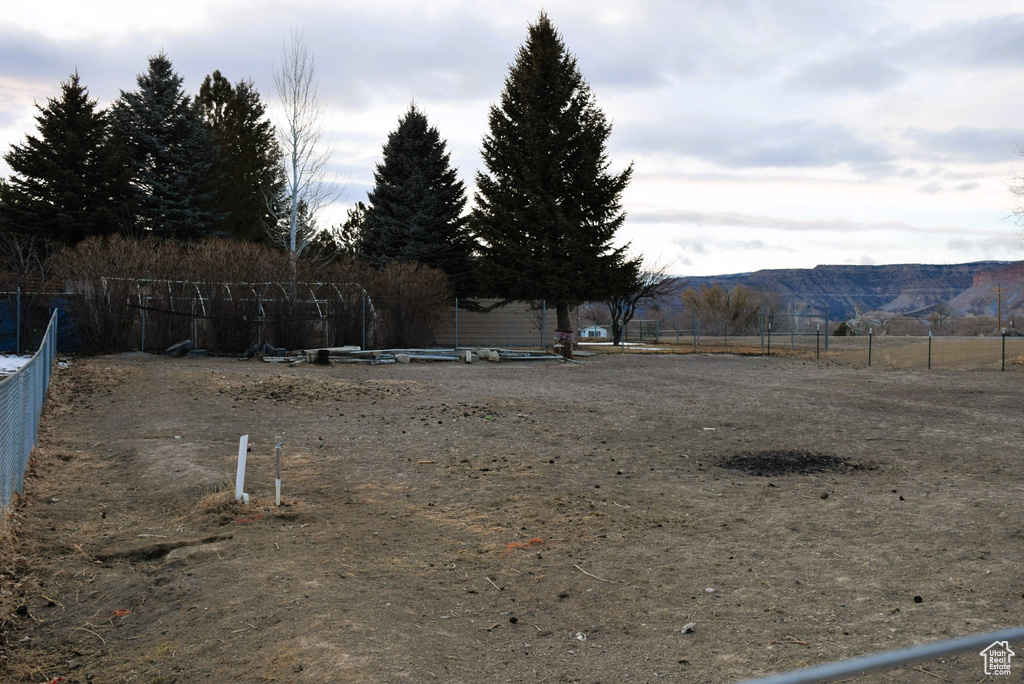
[947,234,1019,253]
[787,56,905,93]
[906,127,1024,164]
[672,238,707,255]
[634,208,988,237]
[623,118,892,169]
[903,14,1024,70]
[786,14,1024,98]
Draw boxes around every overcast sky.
[2,0,1023,276]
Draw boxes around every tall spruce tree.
[197,71,284,242]
[1,72,127,244]
[357,104,472,295]
[111,53,221,240]
[471,12,635,332]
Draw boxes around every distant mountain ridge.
[676,261,1022,319]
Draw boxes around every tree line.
[1,13,671,351]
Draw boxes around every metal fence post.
[1002,328,1006,371]
[15,287,21,356]
[759,313,765,356]
[868,328,873,366]
[454,297,459,350]
[825,305,830,352]
[257,294,263,348]
[541,300,547,351]
[928,330,932,369]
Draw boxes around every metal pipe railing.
[736,625,1024,684]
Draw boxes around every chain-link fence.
[128,280,369,354]
[0,310,58,507]
[602,310,1024,371]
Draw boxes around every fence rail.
[736,624,1024,683]
[0,310,58,507]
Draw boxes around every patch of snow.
[0,355,32,377]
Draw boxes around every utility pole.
[992,284,1005,332]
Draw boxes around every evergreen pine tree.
[471,12,635,332]
[197,71,284,242]
[357,104,472,296]
[1,72,127,244]
[111,53,221,240]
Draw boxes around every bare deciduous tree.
[270,29,337,257]
[579,302,611,327]
[680,283,772,338]
[606,261,677,345]
[926,304,954,335]
[0,231,57,288]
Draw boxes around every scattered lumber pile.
[258,347,591,366]
[163,340,595,366]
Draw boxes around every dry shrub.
[182,241,285,352]
[366,262,453,348]
[53,237,426,353]
[54,236,168,352]
[680,283,770,337]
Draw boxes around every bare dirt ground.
[2,351,1023,683]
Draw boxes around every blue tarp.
[0,298,81,353]
[49,299,81,352]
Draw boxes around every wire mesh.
[0,310,57,508]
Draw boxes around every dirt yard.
[2,351,1022,683]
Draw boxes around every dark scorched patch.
[719,450,878,477]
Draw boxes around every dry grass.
[588,335,1024,370]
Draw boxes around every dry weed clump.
[0,505,42,633]
[366,261,453,348]
[0,509,20,624]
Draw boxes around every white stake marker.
[235,434,249,503]
[275,441,283,506]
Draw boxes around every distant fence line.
[0,310,58,508]
[610,331,1024,371]
[607,310,1024,371]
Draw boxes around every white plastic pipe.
[235,434,248,502]
[275,441,282,506]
